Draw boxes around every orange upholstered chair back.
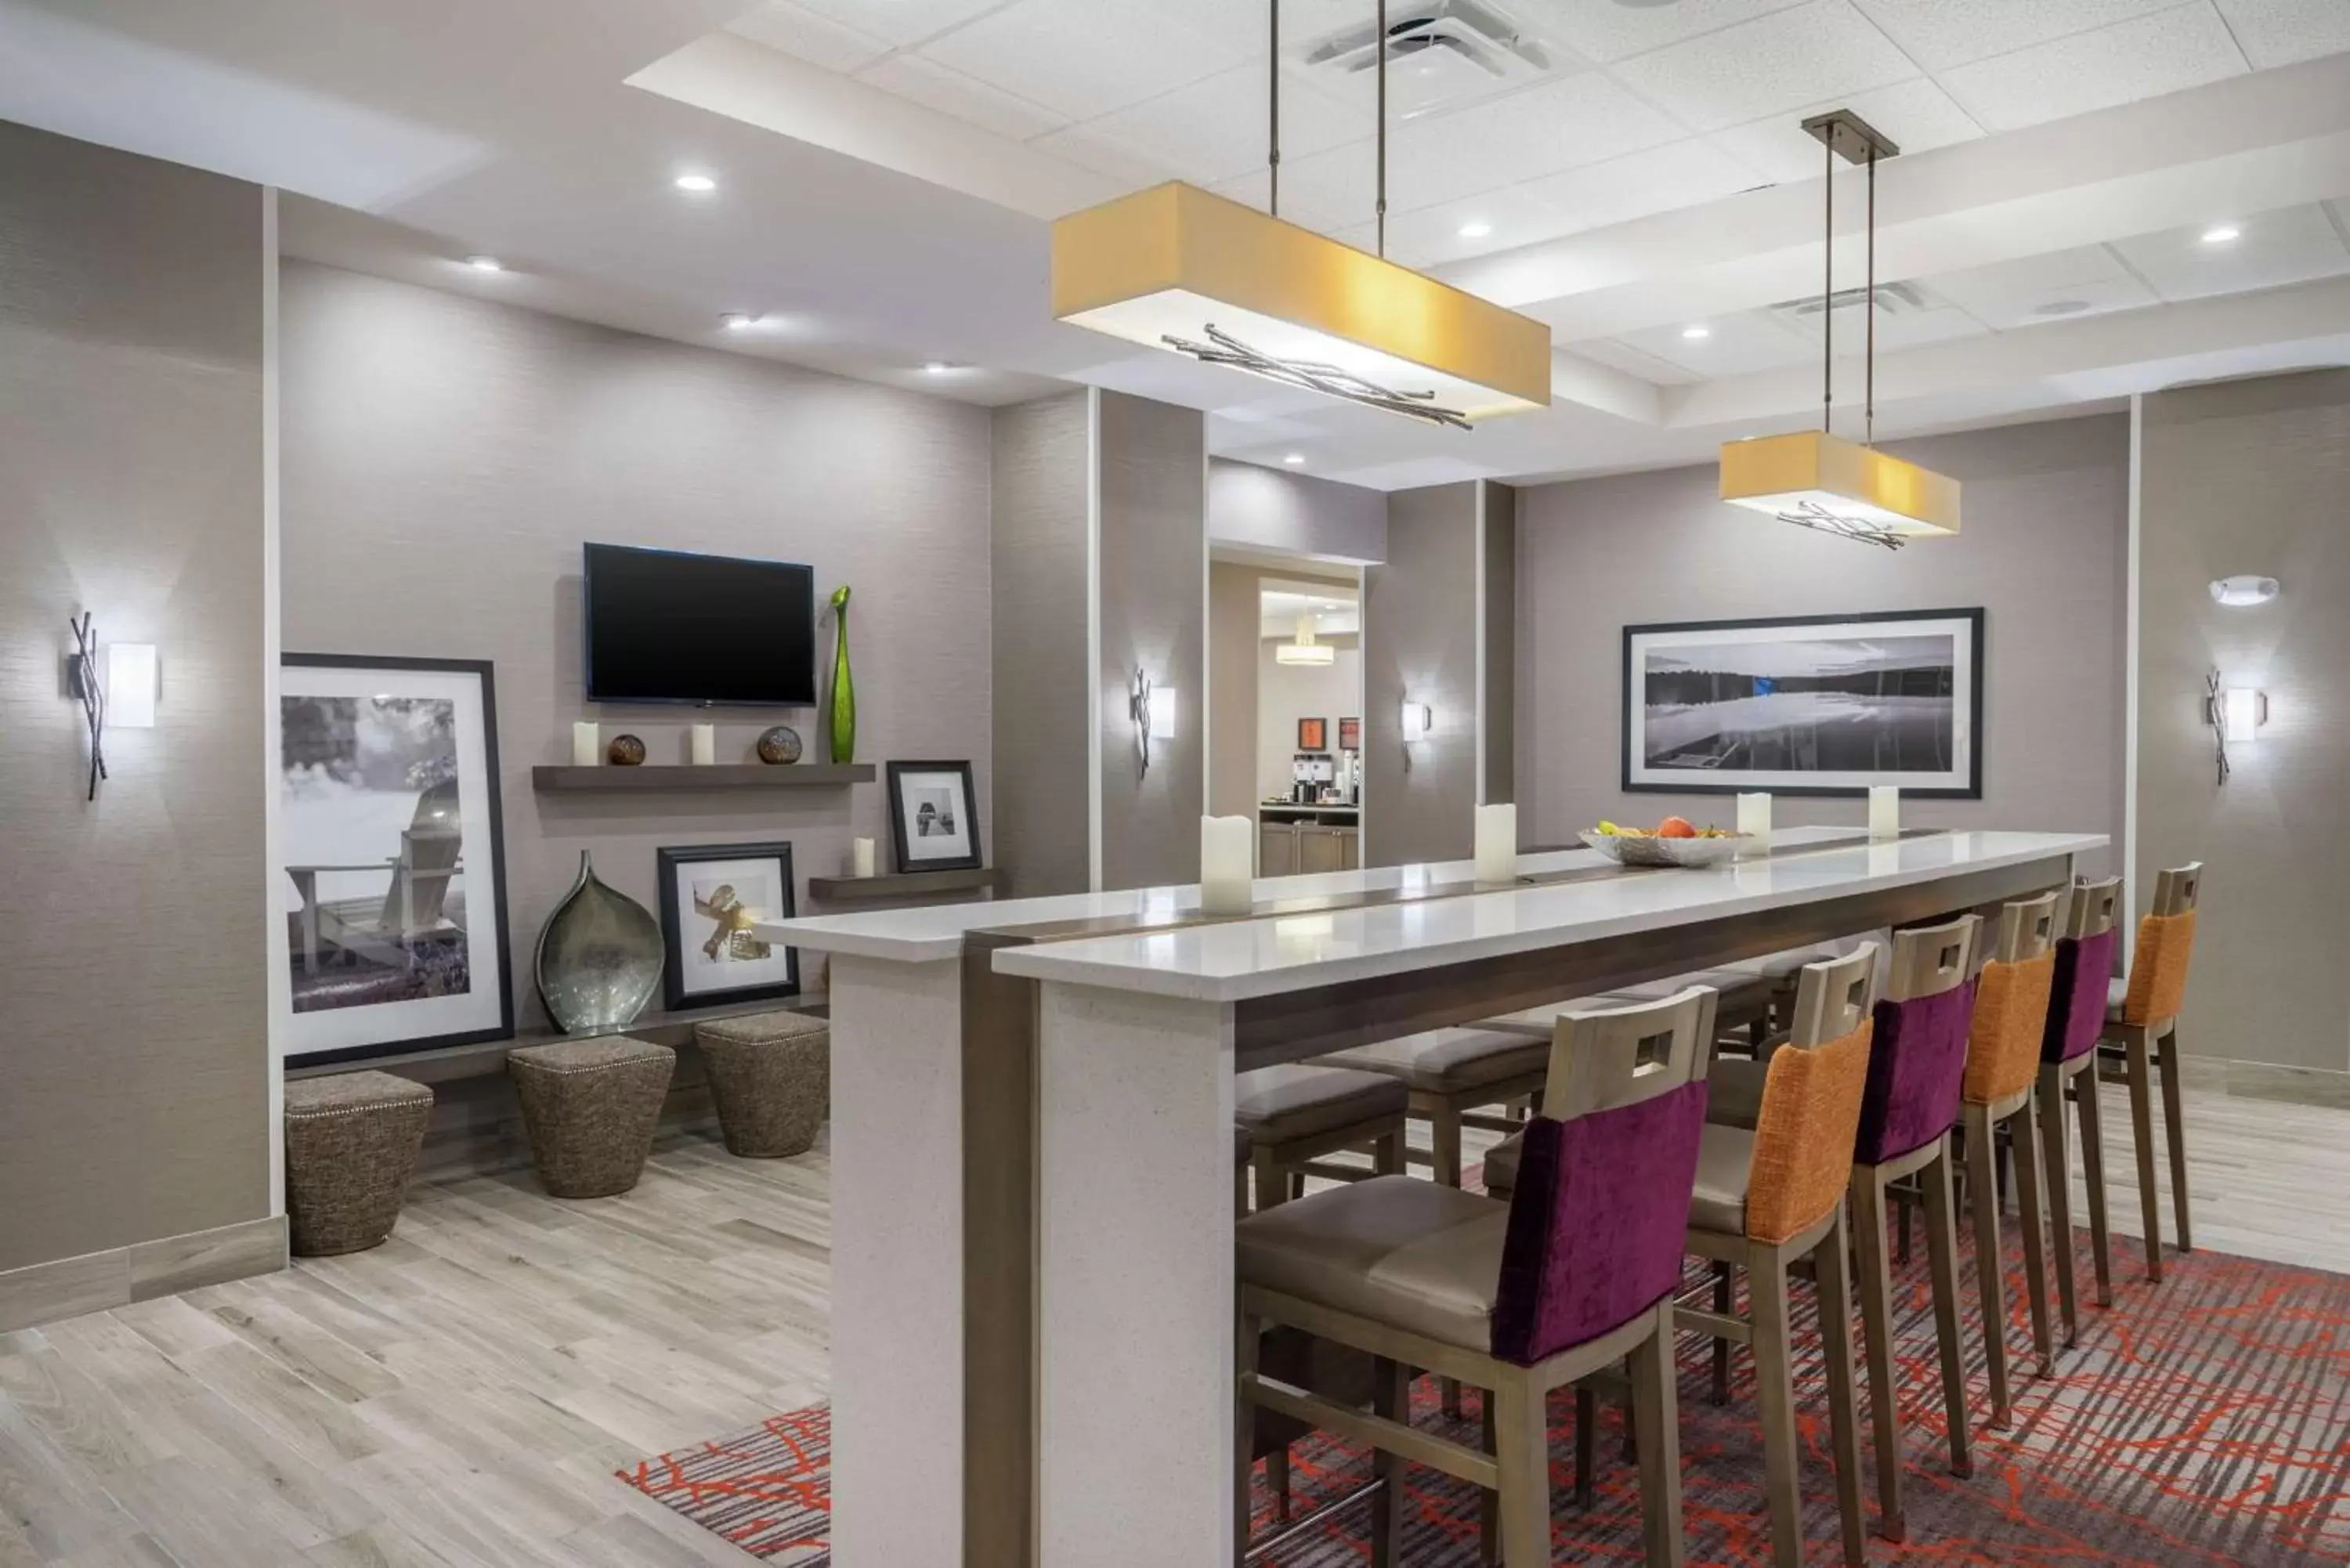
[1962,891,2059,1106]
[1744,945,1878,1245]
[2122,863,2202,1027]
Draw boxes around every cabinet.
[1257,815,1361,876]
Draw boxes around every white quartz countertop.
[989,830,2107,1003]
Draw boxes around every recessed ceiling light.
[674,172,718,193]
[1681,324,1712,340]
[464,255,503,273]
[721,313,757,331]
[922,361,953,374]
[1282,453,1307,465]
[2200,223,2241,245]
[1457,220,1492,239]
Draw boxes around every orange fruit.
[1656,816,1698,839]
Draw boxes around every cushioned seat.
[1236,1174,1508,1353]
[1611,967,1766,1001]
[1314,1026,1547,1093]
[1723,945,1841,981]
[1235,1064,1408,1144]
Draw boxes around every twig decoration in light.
[67,612,107,802]
[2205,670,2231,786]
[1161,325,1471,429]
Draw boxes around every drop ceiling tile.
[1378,184,1582,267]
[1209,168,1358,233]
[786,0,1010,49]
[855,55,1072,141]
[1923,243,2161,327]
[1940,2,2248,132]
[1607,0,1923,133]
[2212,0,2350,67]
[1390,71,1687,195]
[2109,203,2350,302]
[1619,309,1817,377]
[1029,122,1183,186]
[1707,78,1984,182]
[1508,0,1817,66]
[916,0,1247,122]
[724,2,894,73]
[1274,139,1383,224]
[1851,0,2183,70]
[1563,338,1706,387]
[1802,293,1992,351]
[1076,64,1368,187]
[1519,138,1770,233]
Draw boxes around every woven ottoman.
[283,1071,433,1256]
[694,1010,830,1158]
[508,1037,675,1198]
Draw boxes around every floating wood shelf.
[808,868,1007,901]
[530,763,875,792]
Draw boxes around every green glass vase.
[827,584,855,764]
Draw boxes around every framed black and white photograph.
[656,843,800,1011]
[887,760,982,873]
[279,655,513,1064]
[1622,609,1983,798]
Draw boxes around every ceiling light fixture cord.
[1821,127,1833,435]
[1866,144,1877,449]
[1268,0,1280,216]
[1376,0,1387,258]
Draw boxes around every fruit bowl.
[1580,830,1748,869]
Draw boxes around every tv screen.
[584,543,817,706]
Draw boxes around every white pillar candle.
[1199,815,1254,916]
[1869,784,1900,840]
[852,836,876,879]
[1473,802,1517,887]
[572,721,600,767]
[690,722,717,766]
[1737,792,1772,840]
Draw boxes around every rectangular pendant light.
[1051,182,1551,426]
[1719,430,1960,544]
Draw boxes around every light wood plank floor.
[3,1082,2346,1568]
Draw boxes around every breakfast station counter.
[765,826,2106,1568]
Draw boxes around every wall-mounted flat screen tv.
[584,543,817,706]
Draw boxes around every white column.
[1036,981,1237,1568]
[828,954,964,1566]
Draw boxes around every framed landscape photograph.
[887,760,982,873]
[279,655,513,1064]
[656,843,800,1010]
[1622,609,1983,798]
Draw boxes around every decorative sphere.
[757,724,804,765]
[606,733,647,766]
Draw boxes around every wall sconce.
[1400,700,1432,740]
[1130,667,1173,779]
[65,612,109,801]
[2205,670,2267,784]
[107,643,158,730]
[2209,575,2280,608]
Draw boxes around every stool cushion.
[1314,1027,1547,1094]
[1723,945,1840,981]
[1235,1064,1407,1144]
[695,1010,830,1159]
[1237,1175,1508,1353]
[509,1035,674,1075]
[283,1071,433,1257]
[508,1037,675,1198]
[696,1009,829,1050]
[286,1070,432,1117]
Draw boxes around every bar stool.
[1958,889,2061,1427]
[1488,949,1876,1568]
[1235,1064,1408,1212]
[2038,876,2121,1340]
[1236,988,1719,1568]
[1312,1026,1550,1188]
[2097,862,2203,1280]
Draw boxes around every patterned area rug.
[618,1227,2350,1565]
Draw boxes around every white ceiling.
[5,0,2349,491]
[1261,581,1361,638]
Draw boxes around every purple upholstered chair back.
[1491,986,1717,1367]
[1854,916,1979,1168]
[2044,876,2122,1064]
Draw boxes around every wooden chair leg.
[2123,1035,2164,1281]
[1709,1261,1734,1404]
[2011,1097,2056,1377]
[1266,1449,1290,1523]
[2074,1064,2115,1308]
[1375,1129,1405,1177]
[1849,1169,1906,1541]
[1748,1247,1805,1568]
[1479,1400,1499,1566]
[1434,1106,1465,1419]
[1574,1385,1598,1507]
[1629,1301,1688,1568]
[1252,1148,1287,1212]
[1895,1182,1913,1266]
[2158,1024,2193,1254]
[1236,1307,1260,1558]
[1369,1356,1406,1567]
[1814,1206,1868,1567]
[2037,1067,2079,1347]
[1921,1143,1972,1478]
[1492,1377,1553,1568]
[1965,1105,2013,1426]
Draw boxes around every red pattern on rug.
[617,1230,2350,1565]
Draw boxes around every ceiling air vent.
[1768,280,1936,323]
[1299,1,1554,117]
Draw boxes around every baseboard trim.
[0,1215,287,1335]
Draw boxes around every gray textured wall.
[1208,458,1387,563]
[991,391,1093,897]
[0,122,269,1272]
[2138,371,2350,1075]
[1207,561,1262,821]
[1096,390,1206,891]
[1482,482,1517,809]
[280,263,993,1014]
[1515,416,2129,869]
[1364,482,1482,865]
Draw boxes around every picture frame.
[1297,717,1329,753]
[1622,608,1985,798]
[279,654,514,1065]
[656,843,801,1010]
[887,760,983,873]
[1338,716,1361,752]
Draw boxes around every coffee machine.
[1289,750,1336,804]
